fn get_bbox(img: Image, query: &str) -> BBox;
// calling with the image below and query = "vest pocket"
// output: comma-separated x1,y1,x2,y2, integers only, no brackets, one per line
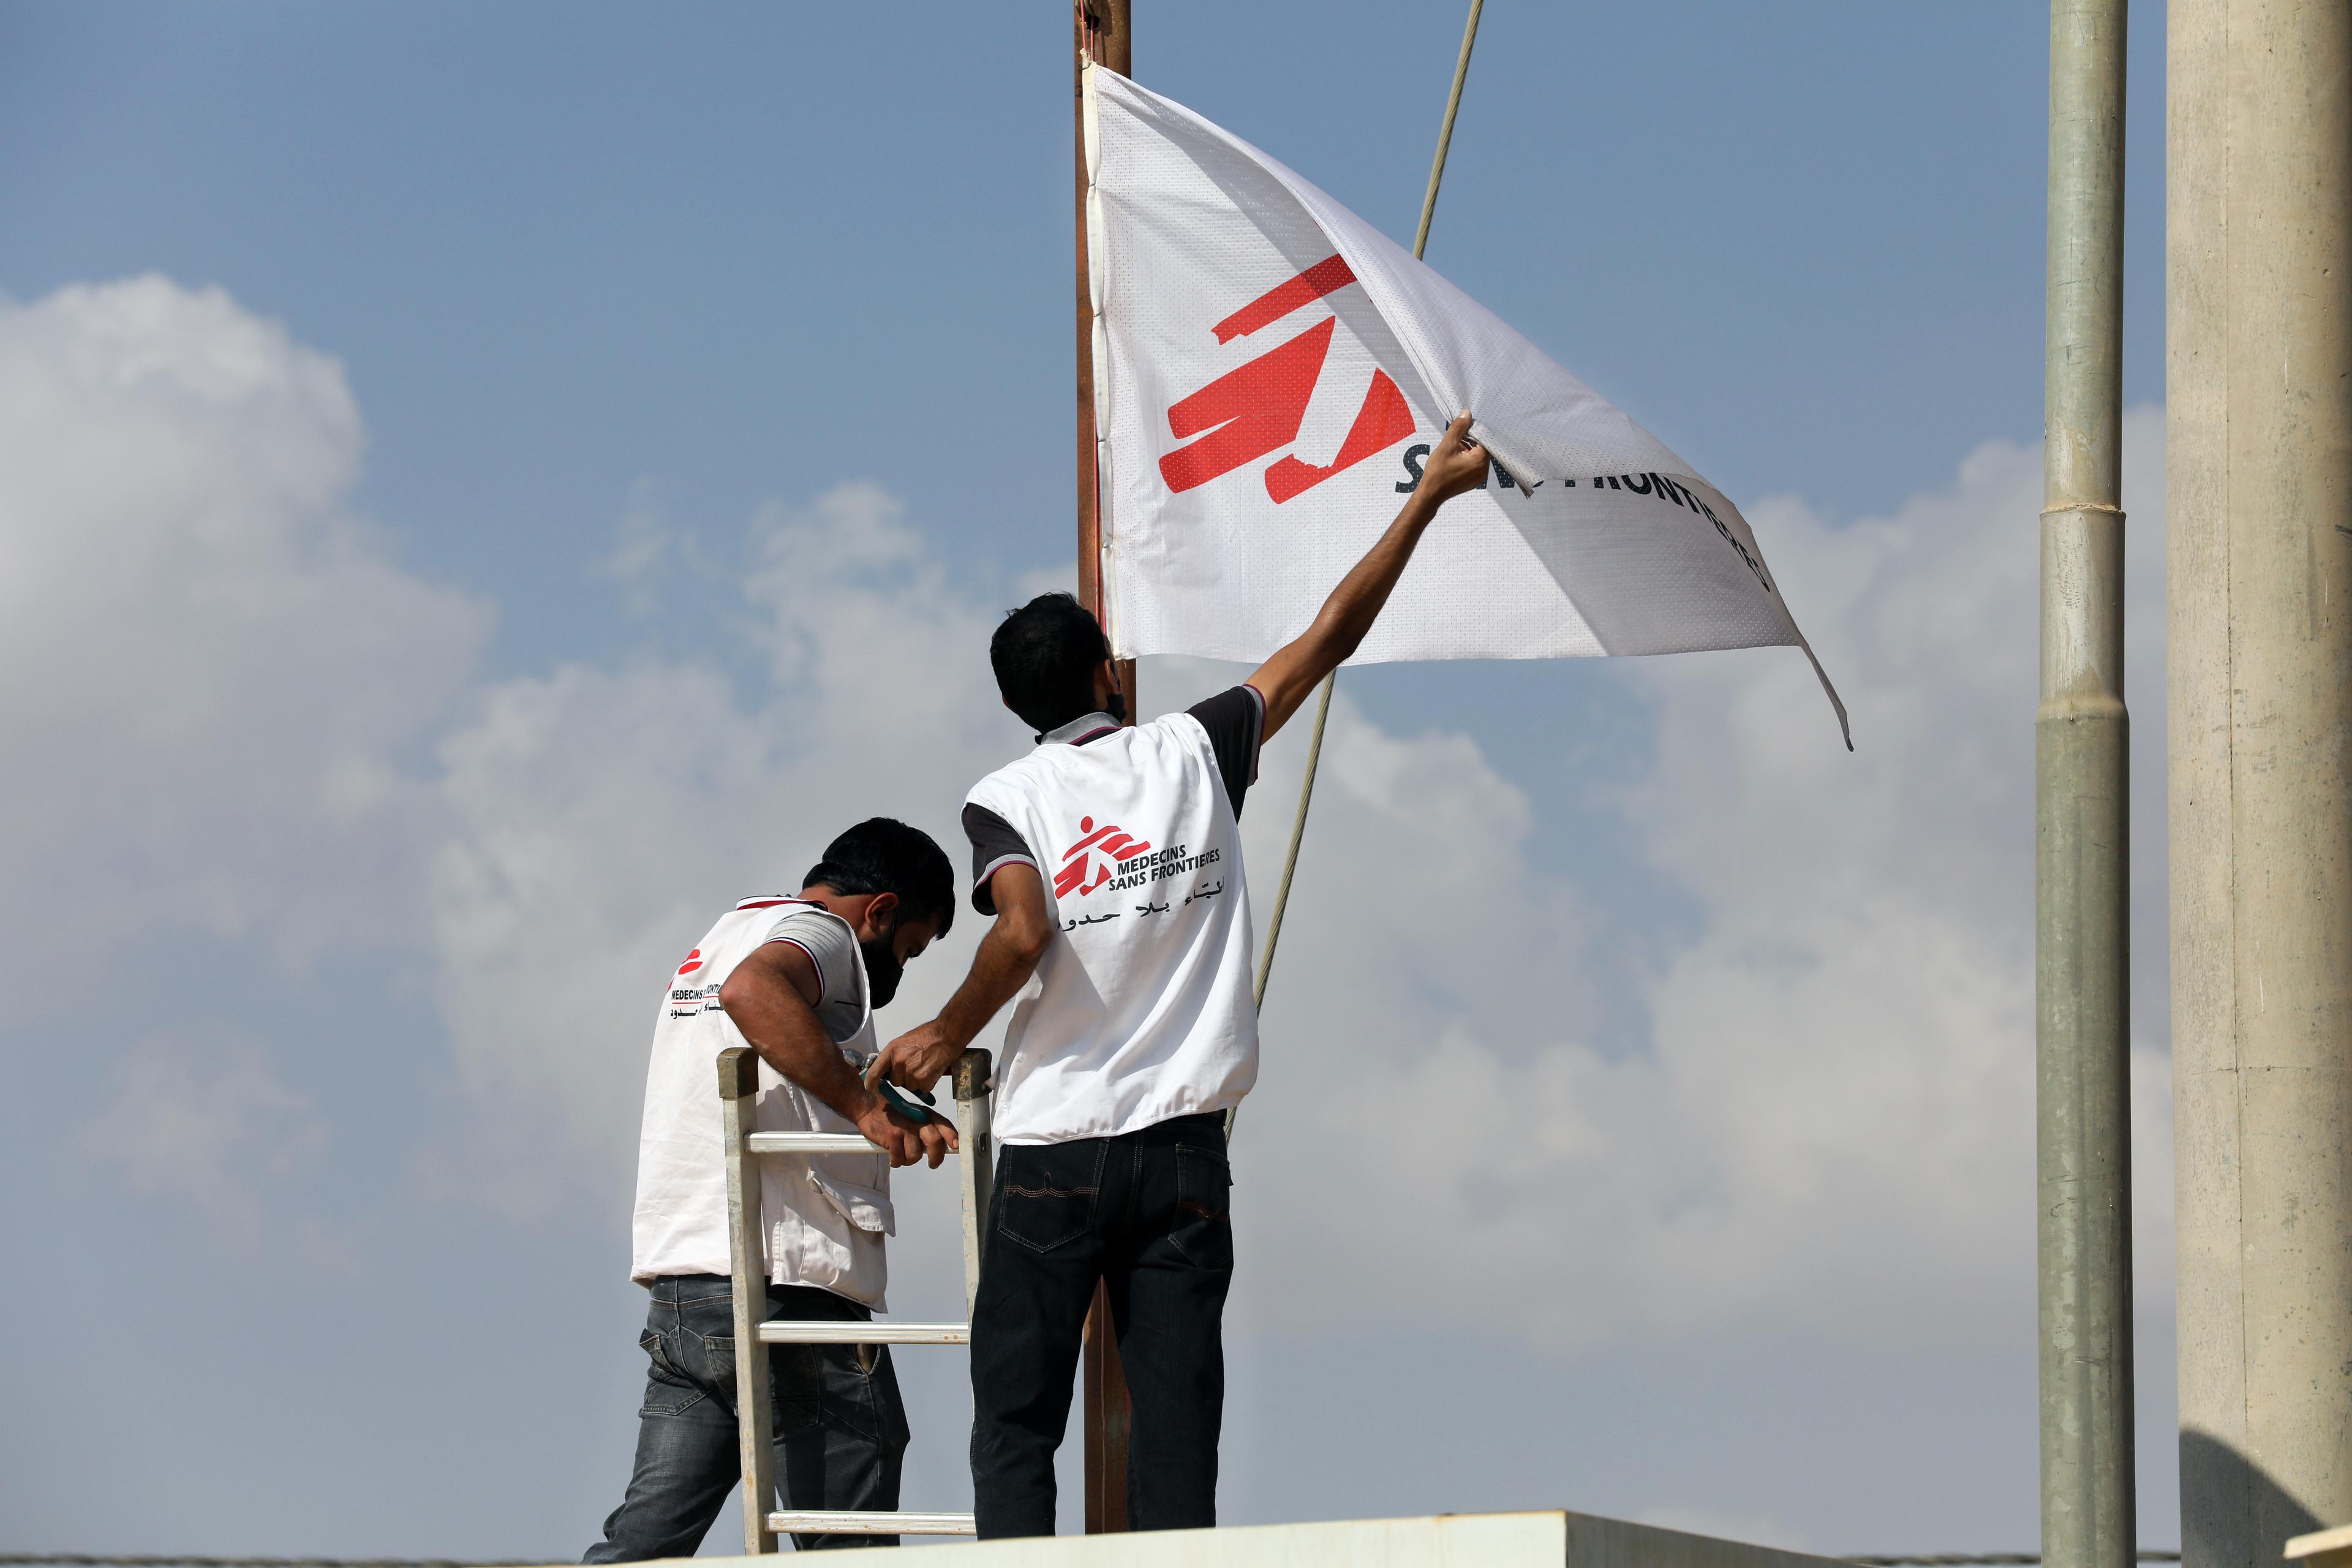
995,1142,1106,1254
806,1166,896,1234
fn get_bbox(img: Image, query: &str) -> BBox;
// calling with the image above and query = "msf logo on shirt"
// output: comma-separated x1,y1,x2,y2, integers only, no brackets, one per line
1157,254,1418,505
669,948,718,1018
1056,816,1155,899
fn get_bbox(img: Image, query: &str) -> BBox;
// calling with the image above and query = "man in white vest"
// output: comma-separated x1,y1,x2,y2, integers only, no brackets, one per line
586,818,959,1559
869,414,1491,1536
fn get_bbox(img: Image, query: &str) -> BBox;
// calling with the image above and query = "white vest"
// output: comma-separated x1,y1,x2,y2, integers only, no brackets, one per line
628,896,894,1307
966,713,1259,1145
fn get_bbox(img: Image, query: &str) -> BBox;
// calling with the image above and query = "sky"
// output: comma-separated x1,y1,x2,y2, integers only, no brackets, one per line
0,1,2174,1559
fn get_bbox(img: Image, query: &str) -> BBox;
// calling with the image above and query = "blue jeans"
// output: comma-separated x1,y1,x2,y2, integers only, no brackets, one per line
584,1275,909,1558
969,1112,1234,1537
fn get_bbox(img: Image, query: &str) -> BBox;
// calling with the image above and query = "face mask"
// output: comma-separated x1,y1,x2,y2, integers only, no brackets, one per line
860,921,905,1009
1105,690,1128,724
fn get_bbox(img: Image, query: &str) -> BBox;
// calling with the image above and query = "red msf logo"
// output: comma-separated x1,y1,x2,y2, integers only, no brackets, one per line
1056,816,1154,898
1158,254,1417,505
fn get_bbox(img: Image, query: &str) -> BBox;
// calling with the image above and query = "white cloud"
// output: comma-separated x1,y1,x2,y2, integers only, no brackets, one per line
1218,409,2173,1351
0,276,491,1003
9,273,2176,1362
592,479,685,619
421,483,1030,1213
76,1036,327,1234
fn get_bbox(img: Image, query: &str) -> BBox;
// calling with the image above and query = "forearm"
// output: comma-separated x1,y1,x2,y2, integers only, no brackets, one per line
932,922,1047,1048
728,994,881,1125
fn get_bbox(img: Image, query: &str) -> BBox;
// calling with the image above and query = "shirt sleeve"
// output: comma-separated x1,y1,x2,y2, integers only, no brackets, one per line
1186,684,1267,815
963,802,1037,916
763,908,860,1012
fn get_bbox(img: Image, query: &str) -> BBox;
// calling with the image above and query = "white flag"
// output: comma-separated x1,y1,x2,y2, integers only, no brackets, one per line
1082,63,1847,745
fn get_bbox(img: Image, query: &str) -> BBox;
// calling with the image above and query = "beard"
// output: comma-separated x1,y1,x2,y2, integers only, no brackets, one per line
860,933,905,1009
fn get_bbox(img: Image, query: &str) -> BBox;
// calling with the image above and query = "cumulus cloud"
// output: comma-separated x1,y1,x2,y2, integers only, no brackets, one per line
1219,408,2172,1350
12,272,2174,1362
423,482,1031,1212
76,1036,328,1235
0,277,490,1006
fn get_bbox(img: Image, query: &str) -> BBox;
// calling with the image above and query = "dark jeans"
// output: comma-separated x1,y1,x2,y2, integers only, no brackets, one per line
969,1112,1234,1538
584,1275,909,1558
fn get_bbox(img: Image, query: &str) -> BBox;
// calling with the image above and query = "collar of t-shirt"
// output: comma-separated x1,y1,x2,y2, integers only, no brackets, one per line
1037,710,1124,746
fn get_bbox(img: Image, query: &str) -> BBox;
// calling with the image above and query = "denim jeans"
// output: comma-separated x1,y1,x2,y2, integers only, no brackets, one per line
584,1275,909,1558
968,1112,1234,1538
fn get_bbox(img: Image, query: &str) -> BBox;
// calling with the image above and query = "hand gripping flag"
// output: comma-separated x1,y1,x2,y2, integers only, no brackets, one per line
1081,63,1849,746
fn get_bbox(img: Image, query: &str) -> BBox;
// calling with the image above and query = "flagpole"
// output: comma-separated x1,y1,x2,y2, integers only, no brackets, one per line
2038,4,2134,1567
1250,0,1484,1016
1073,0,1135,1537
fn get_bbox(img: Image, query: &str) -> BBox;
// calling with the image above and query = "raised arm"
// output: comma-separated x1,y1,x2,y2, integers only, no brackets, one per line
868,862,1055,1096
719,940,956,1168
1247,410,1490,739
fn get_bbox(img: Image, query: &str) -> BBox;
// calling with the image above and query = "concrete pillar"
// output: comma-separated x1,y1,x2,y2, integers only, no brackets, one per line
2039,9,2135,1568
2168,1,2352,1562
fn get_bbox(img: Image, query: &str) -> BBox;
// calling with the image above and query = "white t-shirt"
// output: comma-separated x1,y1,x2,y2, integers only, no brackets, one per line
628,896,894,1307
963,699,1261,1145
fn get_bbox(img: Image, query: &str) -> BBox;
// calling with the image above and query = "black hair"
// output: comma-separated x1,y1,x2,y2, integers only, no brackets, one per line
991,592,1110,734
803,817,956,940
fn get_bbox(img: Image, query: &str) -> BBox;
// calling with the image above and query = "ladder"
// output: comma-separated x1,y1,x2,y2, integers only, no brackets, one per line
717,1043,995,1550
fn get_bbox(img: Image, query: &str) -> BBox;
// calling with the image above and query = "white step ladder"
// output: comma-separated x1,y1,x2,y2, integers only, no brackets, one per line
717,1044,995,1550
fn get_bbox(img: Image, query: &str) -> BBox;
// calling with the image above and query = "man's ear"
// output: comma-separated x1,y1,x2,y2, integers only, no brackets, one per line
858,891,900,941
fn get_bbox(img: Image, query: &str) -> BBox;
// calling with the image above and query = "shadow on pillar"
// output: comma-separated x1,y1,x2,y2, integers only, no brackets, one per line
2182,1430,2324,1568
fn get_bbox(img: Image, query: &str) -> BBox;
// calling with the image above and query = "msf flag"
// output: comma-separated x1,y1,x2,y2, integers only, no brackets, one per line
1081,63,1847,745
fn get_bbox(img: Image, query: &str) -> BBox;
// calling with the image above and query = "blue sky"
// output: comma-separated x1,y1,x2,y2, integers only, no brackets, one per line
0,1,2165,671
0,2,2173,1559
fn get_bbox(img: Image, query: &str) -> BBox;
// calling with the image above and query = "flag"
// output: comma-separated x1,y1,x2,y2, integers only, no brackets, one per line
1081,63,1848,745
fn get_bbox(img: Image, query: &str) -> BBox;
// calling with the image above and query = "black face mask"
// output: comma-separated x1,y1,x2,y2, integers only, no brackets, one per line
1105,690,1128,724
860,925,905,1009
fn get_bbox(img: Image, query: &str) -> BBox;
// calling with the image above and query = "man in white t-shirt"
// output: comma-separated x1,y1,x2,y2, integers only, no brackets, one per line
586,818,959,1559
868,414,1491,1537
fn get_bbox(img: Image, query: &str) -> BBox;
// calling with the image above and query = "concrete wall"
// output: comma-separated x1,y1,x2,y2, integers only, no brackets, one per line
659,1510,1859,1567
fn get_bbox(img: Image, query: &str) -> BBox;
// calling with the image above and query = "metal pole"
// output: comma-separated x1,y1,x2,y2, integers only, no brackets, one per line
1074,0,1136,1535
2037,9,2133,1568
2169,1,2352,1562
1076,1,1136,718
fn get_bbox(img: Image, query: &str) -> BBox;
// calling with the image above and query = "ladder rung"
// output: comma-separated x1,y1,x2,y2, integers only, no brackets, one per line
767,1509,975,1536
746,1131,968,1156
747,1131,886,1154
758,1320,970,1345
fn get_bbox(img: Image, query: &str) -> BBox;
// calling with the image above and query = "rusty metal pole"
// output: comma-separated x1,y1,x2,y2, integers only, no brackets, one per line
1074,0,1134,1536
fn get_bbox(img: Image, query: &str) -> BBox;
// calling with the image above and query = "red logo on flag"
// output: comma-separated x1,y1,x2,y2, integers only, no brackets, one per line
1055,816,1155,899
1158,255,1418,504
